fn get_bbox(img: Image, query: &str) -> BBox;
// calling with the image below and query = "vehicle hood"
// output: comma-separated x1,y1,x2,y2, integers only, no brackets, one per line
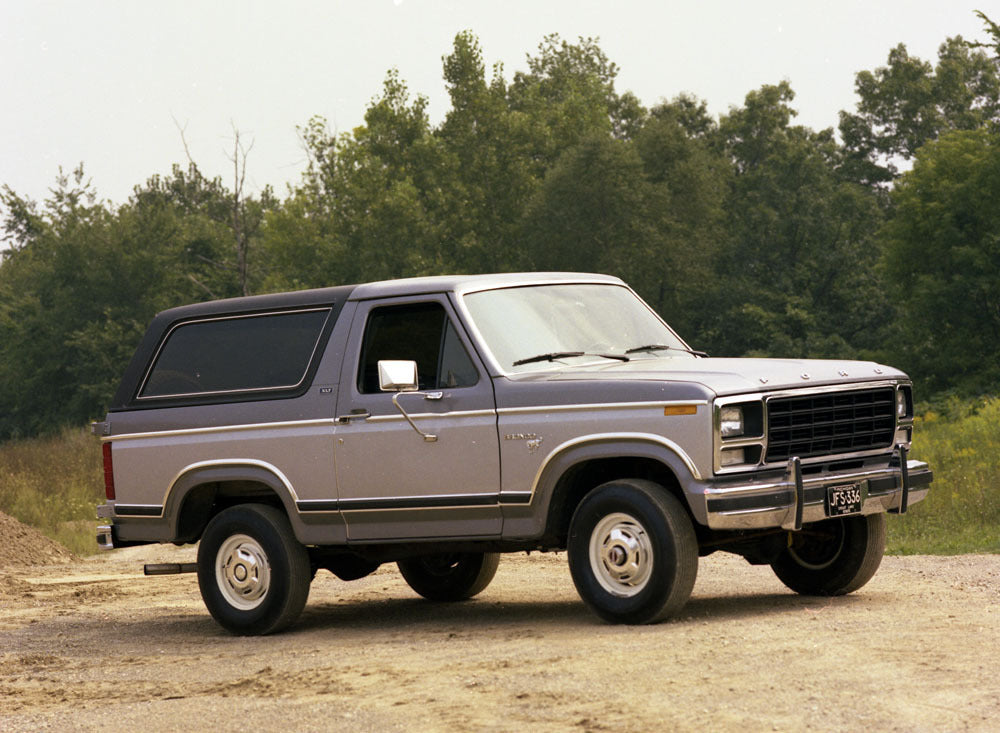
511,356,907,396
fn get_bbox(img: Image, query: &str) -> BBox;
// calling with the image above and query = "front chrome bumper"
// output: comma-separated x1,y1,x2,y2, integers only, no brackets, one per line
703,449,933,530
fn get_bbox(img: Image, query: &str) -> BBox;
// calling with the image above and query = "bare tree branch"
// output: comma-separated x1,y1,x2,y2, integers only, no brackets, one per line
226,123,256,296
172,115,198,169
187,273,219,299
191,252,232,272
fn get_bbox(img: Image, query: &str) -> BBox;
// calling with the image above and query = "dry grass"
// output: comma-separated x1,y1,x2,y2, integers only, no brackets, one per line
0,427,104,556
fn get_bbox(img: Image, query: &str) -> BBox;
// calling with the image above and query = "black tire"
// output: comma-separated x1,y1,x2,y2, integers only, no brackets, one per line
567,479,698,624
771,513,886,596
397,552,500,601
197,503,311,635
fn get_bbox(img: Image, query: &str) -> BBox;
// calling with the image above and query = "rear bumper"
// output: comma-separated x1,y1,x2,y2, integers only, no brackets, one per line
96,505,157,549
702,453,932,530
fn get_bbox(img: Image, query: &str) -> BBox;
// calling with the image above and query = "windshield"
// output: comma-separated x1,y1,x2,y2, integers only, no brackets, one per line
462,283,693,373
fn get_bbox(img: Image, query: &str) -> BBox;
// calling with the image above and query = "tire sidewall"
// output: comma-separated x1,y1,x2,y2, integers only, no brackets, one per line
197,504,308,635
771,513,885,596
568,481,695,624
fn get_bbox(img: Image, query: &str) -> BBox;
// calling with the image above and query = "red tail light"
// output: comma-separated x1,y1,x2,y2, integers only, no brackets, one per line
102,442,116,500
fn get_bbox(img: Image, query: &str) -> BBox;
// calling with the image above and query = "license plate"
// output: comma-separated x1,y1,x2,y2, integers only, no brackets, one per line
826,483,863,516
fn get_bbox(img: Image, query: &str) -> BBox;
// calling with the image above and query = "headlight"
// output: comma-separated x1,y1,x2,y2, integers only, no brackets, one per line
896,387,912,419
720,406,744,438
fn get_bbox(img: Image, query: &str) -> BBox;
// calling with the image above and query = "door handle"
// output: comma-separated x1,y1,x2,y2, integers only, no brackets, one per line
336,409,370,423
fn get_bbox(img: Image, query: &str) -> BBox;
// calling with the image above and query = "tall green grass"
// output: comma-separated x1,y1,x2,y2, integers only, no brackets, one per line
1,401,998,557
0,427,104,556
888,397,1000,554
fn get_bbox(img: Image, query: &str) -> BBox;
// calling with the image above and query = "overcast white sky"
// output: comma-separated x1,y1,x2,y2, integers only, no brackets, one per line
0,1,992,207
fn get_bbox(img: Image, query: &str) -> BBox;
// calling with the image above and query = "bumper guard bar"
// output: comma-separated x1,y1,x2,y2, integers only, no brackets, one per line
784,456,804,532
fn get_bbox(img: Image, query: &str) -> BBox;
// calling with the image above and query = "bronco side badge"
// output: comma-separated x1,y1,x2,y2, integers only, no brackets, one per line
505,433,544,454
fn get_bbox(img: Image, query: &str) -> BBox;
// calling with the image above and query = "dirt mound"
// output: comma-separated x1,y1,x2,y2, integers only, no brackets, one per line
0,511,75,568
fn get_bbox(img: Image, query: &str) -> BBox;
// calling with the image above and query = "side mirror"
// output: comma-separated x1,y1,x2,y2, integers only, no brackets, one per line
378,360,419,392
377,360,437,442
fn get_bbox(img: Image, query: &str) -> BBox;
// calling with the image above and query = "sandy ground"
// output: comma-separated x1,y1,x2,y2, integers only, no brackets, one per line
1,542,998,732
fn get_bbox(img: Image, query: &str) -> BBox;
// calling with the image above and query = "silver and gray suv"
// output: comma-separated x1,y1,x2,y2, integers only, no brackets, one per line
94,272,932,634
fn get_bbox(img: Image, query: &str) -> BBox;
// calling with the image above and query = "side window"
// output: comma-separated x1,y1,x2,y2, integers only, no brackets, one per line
357,302,479,393
140,309,329,399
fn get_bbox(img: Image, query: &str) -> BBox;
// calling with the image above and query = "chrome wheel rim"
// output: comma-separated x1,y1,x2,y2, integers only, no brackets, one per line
589,512,653,597
216,533,271,610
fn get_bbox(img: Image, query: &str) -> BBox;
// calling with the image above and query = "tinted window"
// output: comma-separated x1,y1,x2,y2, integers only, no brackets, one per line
358,303,478,393
141,309,330,398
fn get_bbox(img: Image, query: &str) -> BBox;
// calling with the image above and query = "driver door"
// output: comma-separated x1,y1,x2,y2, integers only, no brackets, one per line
333,296,501,541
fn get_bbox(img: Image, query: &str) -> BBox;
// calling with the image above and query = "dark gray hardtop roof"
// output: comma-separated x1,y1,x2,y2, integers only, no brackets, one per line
147,271,620,320
152,283,358,322
109,273,624,409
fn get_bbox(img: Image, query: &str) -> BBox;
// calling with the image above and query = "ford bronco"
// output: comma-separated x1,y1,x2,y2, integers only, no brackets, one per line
94,272,932,634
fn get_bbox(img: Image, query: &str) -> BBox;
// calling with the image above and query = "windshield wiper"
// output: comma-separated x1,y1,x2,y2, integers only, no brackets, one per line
625,344,709,358
512,351,630,367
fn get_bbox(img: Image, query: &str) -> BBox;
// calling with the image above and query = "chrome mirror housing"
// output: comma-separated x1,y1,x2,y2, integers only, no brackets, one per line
378,360,419,392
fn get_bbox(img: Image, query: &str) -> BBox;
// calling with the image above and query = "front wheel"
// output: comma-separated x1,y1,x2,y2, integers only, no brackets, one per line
770,513,886,596
568,479,698,624
397,552,500,601
197,503,311,635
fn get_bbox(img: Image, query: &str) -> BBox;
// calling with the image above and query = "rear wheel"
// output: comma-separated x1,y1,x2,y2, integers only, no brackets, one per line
568,479,698,624
197,503,311,635
397,552,500,601
770,513,886,596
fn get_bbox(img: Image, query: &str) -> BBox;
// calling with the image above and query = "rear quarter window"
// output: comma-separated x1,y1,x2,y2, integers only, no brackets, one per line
139,309,330,399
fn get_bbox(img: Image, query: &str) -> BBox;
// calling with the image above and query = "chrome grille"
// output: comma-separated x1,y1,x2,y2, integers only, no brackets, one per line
765,388,896,463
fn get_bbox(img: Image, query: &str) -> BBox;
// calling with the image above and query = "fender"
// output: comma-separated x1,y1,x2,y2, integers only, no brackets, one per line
502,433,705,539
162,460,304,541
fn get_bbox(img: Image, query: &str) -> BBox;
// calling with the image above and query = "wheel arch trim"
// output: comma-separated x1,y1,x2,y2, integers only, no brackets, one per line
525,433,704,529
530,433,701,495
163,459,301,536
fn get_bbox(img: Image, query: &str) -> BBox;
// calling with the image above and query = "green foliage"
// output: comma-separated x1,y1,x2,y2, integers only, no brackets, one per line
0,427,104,556
0,163,274,438
525,134,655,274
4,20,1000,441
709,83,891,359
0,167,120,437
880,128,1000,395
968,10,1000,58
888,398,1000,554
437,31,541,271
2,23,1000,558
839,30,1000,183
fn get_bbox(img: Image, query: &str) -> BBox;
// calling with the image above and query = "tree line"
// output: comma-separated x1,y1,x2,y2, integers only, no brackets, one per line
2,14,999,439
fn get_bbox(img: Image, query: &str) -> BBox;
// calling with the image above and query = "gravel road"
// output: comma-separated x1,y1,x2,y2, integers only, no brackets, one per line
1,544,998,732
